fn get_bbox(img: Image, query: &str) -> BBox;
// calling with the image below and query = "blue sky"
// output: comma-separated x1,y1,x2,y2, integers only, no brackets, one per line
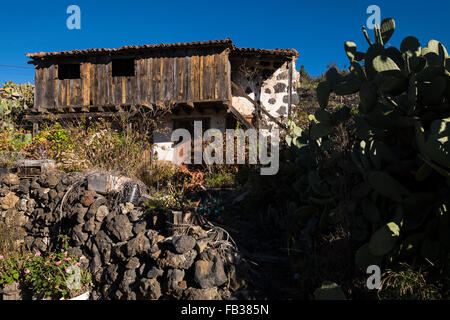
0,0,449,85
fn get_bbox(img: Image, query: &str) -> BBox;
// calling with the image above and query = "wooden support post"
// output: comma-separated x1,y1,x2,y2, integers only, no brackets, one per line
231,81,287,130
127,122,132,138
287,60,293,120
32,123,39,137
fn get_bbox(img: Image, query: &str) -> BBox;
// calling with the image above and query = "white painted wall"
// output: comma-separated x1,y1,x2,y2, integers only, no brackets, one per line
152,109,227,163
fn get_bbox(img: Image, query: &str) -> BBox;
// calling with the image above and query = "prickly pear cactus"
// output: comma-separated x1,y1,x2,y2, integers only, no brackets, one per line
0,81,34,126
316,18,450,273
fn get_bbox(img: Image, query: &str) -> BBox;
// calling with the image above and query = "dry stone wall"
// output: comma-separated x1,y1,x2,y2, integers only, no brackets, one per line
0,170,245,300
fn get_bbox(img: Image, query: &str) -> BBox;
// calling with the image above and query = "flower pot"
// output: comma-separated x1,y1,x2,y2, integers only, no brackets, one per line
1,282,22,300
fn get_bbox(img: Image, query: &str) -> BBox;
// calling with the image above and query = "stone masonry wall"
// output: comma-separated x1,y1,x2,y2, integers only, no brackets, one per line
0,171,246,300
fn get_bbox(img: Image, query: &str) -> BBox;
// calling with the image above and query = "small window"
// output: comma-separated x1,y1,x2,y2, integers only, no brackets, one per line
112,58,135,77
58,64,80,79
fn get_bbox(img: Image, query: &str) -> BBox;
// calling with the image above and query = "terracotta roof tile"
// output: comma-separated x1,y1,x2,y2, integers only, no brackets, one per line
231,46,298,57
26,38,298,60
26,39,233,59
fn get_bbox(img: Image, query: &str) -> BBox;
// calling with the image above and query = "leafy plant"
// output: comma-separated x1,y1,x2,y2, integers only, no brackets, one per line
204,172,235,188
1,235,91,300
0,250,28,286
22,236,91,299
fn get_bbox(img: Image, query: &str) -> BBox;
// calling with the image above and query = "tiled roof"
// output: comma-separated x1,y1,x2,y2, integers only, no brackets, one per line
26,38,298,60
231,46,298,57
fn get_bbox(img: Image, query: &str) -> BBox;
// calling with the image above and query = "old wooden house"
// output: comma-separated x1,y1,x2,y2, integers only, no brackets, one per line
26,38,299,162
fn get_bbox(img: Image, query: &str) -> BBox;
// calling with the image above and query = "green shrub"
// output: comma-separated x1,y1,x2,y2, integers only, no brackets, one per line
204,172,235,188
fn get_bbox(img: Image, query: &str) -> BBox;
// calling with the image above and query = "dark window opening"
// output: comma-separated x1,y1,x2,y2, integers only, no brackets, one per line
173,118,210,137
173,118,211,162
112,59,135,77
58,64,80,79
226,114,238,130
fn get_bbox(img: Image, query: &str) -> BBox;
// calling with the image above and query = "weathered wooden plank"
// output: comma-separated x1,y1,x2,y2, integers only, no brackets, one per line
64,78,69,107
52,65,59,109
58,77,64,107
98,64,104,106
224,51,231,101
178,56,184,101
67,79,72,107
100,63,106,106
106,61,112,105
135,58,141,104
213,54,219,100
183,54,190,102
172,56,177,104
212,54,218,100
166,55,174,102
89,62,95,106
121,77,126,105
198,55,205,100
102,63,108,106
202,54,208,100
175,56,181,101
33,68,39,109
126,75,134,105
72,79,79,106
89,63,94,106
206,54,213,100
170,55,176,102
96,63,101,106
189,54,196,102
154,57,161,102
159,57,164,103
217,52,225,101
74,79,80,107
148,58,154,104
41,67,49,109
91,63,97,106
77,79,83,106
70,79,76,107
208,54,214,100
81,62,90,106
46,67,53,109
161,57,167,102
204,55,212,100
139,58,147,104
39,68,45,110
35,68,43,110
194,54,201,102
114,76,121,106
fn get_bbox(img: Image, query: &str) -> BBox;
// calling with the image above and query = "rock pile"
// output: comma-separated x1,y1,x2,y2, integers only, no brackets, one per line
0,171,246,300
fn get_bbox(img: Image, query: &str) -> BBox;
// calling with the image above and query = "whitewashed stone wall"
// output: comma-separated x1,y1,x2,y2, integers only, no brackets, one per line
231,58,300,130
